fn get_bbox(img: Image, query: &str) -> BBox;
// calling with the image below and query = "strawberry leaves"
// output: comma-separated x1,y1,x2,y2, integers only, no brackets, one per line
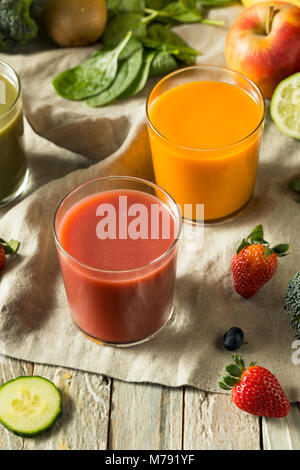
219,355,246,391
0,237,20,255
236,225,289,258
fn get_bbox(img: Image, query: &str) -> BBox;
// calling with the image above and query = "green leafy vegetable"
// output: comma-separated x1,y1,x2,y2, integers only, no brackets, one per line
145,0,173,8
149,50,177,76
103,13,147,47
53,32,132,100
197,0,232,5
107,0,145,16
86,40,143,107
148,1,203,23
53,0,224,106
0,0,38,50
144,24,199,65
120,50,156,98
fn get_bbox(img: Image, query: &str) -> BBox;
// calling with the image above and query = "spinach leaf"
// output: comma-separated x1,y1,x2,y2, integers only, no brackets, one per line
143,24,199,65
145,0,173,8
107,0,145,16
53,32,132,100
86,42,144,107
119,36,144,61
197,0,231,5
120,50,156,98
149,50,178,77
156,2,202,22
103,13,147,47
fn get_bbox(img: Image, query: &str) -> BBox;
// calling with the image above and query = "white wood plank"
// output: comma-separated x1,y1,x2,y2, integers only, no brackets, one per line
263,404,300,450
184,389,260,450
24,365,111,450
0,357,33,450
109,381,183,450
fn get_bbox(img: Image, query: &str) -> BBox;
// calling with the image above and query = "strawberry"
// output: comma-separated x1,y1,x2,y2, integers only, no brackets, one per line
0,237,20,273
0,244,5,271
219,355,290,418
232,225,289,298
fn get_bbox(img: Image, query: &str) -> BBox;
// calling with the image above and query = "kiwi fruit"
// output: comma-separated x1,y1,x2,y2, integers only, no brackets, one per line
42,0,107,47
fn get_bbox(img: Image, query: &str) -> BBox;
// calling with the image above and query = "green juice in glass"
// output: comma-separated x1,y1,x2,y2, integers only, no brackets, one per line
0,62,27,206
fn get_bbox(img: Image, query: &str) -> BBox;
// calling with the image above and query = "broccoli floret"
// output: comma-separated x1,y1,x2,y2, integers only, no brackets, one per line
0,0,38,50
285,271,300,339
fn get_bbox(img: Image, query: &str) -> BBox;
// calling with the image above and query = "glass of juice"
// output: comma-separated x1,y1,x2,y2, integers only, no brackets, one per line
146,65,266,224
0,61,28,206
53,176,181,347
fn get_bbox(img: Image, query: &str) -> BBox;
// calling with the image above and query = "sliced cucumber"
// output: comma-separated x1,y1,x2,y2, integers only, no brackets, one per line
0,376,62,437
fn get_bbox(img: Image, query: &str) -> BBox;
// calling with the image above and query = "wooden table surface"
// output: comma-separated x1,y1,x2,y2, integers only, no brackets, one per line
1,357,300,450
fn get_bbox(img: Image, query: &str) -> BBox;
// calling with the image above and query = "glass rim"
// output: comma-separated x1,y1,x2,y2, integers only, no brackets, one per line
146,64,266,153
0,60,21,120
53,175,182,275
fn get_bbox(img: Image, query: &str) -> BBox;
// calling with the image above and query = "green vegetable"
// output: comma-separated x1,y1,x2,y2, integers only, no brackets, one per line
53,32,132,100
86,39,144,107
145,0,223,25
197,0,232,5
103,13,147,47
0,376,62,437
149,50,177,77
120,49,156,98
0,0,38,50
53,0,223,106
285,271,300,339
107,0,145,15
146,0,172,7
147,1,203,23
143,23,199,65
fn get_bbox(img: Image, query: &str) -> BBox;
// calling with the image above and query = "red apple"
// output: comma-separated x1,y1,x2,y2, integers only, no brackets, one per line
225,2,300,98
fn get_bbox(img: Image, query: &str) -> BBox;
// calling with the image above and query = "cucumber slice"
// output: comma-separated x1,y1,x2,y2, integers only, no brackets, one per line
0,376,62,437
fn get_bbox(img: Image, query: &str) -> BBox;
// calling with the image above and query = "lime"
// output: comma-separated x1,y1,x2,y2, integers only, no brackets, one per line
271,73,300,140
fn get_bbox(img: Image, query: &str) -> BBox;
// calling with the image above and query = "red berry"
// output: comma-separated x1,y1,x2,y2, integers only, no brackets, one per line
232,366,290,418
0,244,6,271
219,356,290,418
232,244,278,298
232,225,289,298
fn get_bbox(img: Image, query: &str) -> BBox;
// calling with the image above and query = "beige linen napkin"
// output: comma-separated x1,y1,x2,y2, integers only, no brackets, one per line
0,5,300,401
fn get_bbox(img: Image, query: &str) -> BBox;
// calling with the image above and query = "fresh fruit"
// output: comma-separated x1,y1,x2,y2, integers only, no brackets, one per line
223,327,244,351
225,2,300,98
0,244,5,271
241,0,300,8
271,73,300,139
0,376,62,437
285,271,300,339
232,224,289,298
219,355,290,418
42,0,107,47
0,237,20,272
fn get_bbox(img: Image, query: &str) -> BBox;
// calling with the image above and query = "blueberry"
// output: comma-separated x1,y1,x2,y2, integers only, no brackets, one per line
223,327,244,351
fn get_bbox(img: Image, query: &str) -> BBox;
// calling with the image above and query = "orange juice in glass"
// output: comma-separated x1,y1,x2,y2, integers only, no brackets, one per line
146,66,265,224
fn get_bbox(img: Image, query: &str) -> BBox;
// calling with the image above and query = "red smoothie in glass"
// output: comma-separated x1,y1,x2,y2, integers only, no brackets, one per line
56,188,179,344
